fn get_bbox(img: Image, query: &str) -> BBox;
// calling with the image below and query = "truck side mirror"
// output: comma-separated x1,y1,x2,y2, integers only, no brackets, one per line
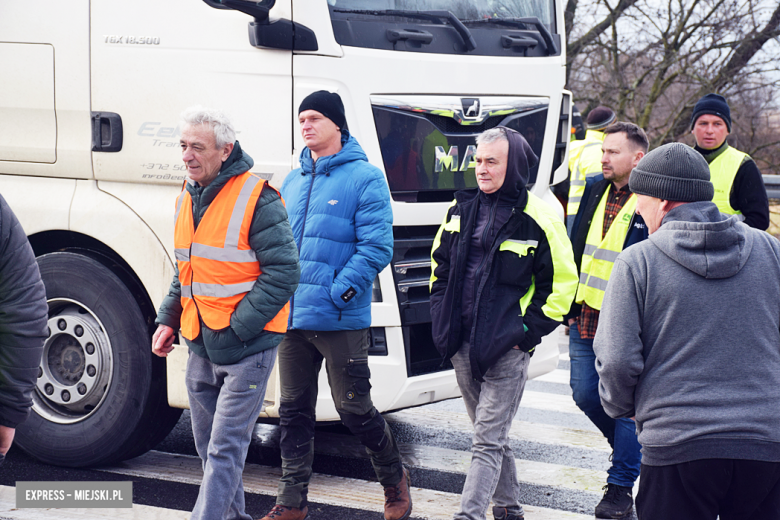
249,19,318,51
203,0,318,52
203,0,273,22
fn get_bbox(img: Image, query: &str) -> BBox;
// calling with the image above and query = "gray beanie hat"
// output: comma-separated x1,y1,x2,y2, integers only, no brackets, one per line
629,143,714,202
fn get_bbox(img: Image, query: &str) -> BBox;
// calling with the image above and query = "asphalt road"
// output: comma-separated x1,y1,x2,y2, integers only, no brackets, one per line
0,330,637,520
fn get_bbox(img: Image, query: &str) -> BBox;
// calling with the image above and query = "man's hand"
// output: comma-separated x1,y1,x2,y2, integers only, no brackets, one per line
152,324,176,357
568,318,577,326
0,425,15,456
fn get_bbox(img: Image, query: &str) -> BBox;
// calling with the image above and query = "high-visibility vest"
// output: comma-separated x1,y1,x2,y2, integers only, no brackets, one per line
567,130,606,216
708,146,748,215
174,172,289,340
575,191,637,311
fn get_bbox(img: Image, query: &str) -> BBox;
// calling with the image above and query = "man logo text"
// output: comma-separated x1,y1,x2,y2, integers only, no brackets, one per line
434,146,477,172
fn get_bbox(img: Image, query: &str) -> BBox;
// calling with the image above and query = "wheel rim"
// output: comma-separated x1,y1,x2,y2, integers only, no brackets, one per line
33,298,114,424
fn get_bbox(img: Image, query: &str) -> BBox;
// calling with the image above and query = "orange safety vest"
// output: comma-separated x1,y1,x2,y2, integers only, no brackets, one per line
174,172,289,340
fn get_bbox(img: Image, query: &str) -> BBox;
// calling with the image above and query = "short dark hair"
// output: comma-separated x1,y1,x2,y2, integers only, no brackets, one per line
603,122,649,153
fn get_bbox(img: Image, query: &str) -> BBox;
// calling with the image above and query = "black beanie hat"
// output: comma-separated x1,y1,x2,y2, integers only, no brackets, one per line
586,106,616,130
298,90,347,130
629,143,714,202
690,93,731,131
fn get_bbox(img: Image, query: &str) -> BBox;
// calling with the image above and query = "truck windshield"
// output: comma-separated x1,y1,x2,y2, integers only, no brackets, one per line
330,0,553,23
328,0,558,56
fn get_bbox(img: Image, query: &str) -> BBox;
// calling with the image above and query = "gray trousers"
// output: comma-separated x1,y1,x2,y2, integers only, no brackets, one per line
451,343,530,520
187,347,278,520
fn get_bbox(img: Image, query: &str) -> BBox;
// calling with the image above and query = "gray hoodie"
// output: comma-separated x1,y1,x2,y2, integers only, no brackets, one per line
594,201,780,466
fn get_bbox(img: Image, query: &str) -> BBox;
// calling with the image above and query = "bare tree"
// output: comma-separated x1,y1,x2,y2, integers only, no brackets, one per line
566,0,780,173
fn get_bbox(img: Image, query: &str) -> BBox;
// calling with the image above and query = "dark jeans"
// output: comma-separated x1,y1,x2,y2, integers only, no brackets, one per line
569,321,641,487
275,328,403,508
637,459,780,520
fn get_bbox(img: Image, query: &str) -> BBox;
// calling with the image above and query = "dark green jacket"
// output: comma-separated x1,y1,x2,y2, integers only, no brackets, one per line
156,142,300,364
0,194,48,428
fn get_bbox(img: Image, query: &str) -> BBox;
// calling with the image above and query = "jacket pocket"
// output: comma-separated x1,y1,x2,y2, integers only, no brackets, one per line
346,358,372,396
497,240,535,288
201,324,243,352
443,214,461,233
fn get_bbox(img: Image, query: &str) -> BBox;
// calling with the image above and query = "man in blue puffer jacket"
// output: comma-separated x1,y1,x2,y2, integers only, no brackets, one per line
261,91,411,520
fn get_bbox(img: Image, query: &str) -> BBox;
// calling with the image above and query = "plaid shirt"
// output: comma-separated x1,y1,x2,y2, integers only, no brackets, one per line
578,184,633,339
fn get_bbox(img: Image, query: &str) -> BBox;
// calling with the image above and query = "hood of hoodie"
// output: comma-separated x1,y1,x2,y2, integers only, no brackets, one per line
649,201,753,279
495,127,538,202
475,127,538,208
298,129,368,175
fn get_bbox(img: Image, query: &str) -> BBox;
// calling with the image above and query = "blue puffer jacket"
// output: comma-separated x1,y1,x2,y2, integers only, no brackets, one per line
281,131,393,331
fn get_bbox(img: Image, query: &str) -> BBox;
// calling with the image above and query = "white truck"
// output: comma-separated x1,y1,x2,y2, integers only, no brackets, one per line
0,0,572,467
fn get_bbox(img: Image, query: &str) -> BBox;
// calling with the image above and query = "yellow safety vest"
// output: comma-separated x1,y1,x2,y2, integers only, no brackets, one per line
567,130,606,216
575,192,637,311
708,146,748,215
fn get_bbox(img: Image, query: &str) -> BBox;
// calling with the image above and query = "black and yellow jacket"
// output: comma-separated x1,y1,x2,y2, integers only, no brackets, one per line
429,131,577,381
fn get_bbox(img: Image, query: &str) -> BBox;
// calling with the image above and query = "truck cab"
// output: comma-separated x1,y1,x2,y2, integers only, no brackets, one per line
0,0,572,466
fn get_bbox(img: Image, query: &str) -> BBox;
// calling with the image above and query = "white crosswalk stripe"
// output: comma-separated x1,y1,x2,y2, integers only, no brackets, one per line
98,450,593,520
307,429,608,493
534,368,571,385
1,330,622,519
386,408,611,453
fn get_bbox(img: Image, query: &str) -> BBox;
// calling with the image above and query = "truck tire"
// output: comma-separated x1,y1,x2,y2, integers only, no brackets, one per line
15,252,182,467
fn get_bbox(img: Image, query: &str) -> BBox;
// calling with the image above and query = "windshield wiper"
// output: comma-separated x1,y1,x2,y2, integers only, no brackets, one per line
333,9,477,52
463,17,557,56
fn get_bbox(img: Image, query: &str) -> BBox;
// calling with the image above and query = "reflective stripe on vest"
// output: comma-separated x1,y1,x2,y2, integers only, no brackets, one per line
174,172,289,340
709,146,747,215
575,192,637,310
567,134,605,215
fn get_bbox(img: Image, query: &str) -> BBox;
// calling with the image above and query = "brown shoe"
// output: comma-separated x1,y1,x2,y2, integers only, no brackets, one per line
383,467,412,520
258,504,308,520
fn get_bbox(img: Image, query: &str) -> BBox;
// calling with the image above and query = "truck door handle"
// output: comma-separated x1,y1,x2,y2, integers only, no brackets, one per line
91,112,123,153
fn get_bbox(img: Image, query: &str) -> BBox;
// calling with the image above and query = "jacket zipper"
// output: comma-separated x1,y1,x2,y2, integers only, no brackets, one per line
469,198,499,343
334,269,343,321
289,171,316,325
468,207,523,375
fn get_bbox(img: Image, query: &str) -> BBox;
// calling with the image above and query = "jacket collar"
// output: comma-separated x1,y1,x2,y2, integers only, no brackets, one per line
455,186,528,211
694,142,729,164
298,130,368,176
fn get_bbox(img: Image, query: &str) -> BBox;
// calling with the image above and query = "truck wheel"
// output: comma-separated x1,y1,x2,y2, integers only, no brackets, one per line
15,252,181,467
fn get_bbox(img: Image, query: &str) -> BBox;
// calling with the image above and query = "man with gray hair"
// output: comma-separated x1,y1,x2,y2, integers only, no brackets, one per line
430,126,577,520
595,142,780,519
152,106,300,520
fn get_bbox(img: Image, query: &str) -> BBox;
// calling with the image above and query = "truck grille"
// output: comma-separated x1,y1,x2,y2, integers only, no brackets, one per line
392,226,451,376
371,95,549,202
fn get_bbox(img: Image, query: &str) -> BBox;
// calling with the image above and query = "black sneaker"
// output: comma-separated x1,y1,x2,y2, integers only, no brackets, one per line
492,506,524,520
595,483,634,518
